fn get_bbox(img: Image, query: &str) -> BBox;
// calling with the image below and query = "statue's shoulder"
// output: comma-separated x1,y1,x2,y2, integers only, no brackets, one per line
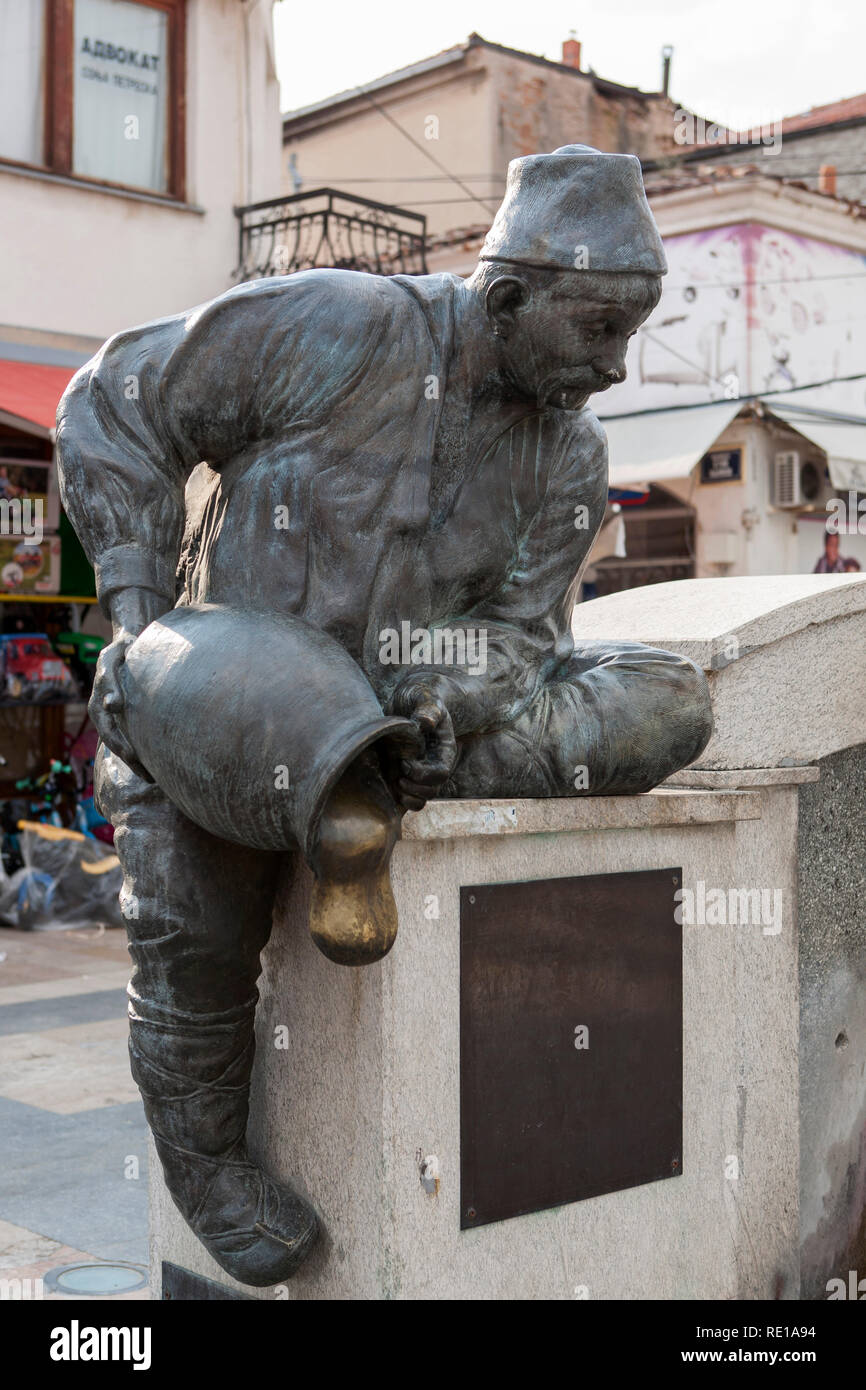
210,268,445,327
177,272,456,385
163,269,431,382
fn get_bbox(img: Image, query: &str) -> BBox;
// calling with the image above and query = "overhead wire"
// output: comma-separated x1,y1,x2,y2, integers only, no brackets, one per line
599,371,866,420
349,81,500,218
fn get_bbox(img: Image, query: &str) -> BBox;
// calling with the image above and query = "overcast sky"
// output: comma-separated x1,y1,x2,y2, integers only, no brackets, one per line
274,0,863,136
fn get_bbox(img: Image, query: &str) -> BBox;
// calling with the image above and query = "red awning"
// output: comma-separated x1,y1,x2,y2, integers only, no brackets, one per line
0,360,78,434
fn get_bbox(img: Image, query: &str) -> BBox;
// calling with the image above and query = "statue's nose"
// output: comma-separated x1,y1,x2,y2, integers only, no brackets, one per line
593,361,626,386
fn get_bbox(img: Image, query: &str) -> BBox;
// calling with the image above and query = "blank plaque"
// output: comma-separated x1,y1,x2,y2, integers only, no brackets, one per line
460,868,682,1229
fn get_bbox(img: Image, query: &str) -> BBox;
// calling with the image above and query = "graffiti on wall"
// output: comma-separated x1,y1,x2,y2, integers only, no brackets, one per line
602,222,866,415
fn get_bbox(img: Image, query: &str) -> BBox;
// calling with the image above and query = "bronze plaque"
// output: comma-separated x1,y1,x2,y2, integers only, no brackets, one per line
460,868,682,1229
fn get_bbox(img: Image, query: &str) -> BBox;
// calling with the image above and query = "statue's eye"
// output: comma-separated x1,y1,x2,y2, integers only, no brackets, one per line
584,320,607,335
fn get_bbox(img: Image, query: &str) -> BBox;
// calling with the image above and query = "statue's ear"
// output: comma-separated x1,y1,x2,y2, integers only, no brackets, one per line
485,276,531,336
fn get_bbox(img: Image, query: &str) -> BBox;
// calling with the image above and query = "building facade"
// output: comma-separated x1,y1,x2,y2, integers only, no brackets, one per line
0,0,282,363
593,175,866,589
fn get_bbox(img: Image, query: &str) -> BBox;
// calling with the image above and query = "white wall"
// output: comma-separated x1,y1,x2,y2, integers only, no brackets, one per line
602,221,866,417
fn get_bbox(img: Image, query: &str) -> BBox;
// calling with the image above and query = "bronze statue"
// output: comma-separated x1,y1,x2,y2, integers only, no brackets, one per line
56,146,712,1286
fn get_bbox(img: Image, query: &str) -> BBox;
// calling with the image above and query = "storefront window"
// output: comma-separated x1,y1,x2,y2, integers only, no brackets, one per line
73,0,169,192
0,0,183,199
0,0,46,165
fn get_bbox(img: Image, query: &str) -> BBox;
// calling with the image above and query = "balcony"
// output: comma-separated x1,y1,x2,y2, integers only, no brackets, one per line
235,188,428,280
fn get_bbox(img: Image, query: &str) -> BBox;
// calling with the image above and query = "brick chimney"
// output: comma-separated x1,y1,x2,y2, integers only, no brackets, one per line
562,35,581,70
818,164,837,196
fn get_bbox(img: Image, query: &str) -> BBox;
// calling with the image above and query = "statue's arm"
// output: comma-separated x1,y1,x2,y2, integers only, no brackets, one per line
55,313,206,772
56,313,198,637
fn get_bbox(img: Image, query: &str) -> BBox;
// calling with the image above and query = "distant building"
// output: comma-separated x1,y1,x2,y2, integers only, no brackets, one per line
410,164,866,592
281,32,704,239
588,172,866,593
647,90,866,206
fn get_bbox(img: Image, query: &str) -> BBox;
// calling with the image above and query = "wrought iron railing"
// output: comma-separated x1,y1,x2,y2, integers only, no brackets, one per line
235,188,428,280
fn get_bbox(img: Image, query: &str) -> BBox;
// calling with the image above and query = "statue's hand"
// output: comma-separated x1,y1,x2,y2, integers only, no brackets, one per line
89,633,153,782
387,677,458,811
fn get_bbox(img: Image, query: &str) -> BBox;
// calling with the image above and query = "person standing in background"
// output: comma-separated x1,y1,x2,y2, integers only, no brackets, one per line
814,531,856,573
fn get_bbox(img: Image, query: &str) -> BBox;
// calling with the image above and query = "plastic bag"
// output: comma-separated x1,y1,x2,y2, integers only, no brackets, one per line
0,820,124,931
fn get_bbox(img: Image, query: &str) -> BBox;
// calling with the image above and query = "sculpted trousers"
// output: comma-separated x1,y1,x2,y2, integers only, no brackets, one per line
96,637,710,1281
100,634,710,1015
446,640,710,797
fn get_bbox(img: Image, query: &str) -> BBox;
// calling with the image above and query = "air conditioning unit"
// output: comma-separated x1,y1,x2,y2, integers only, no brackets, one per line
772,451,828,509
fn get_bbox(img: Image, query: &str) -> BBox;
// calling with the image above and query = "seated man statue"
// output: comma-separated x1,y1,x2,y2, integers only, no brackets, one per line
56,146,712,1286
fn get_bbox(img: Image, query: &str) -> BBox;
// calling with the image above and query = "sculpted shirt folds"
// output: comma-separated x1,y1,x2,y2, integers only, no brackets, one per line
56,268,609,737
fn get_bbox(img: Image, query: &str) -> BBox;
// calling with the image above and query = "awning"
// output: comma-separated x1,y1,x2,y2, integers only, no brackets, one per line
0,360,78,436
761,389,866,491
598,400,743,487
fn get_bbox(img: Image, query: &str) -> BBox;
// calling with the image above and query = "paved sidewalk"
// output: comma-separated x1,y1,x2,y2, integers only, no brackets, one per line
0,924,150,1301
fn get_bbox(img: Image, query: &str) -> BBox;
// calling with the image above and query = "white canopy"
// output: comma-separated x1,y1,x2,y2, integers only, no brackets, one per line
599,401,743,487
761,390,866,491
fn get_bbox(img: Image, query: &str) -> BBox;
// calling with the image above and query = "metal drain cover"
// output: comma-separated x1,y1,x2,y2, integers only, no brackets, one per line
44,1263,147,1296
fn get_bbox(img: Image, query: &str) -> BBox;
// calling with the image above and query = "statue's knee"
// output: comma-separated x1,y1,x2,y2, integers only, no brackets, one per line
672,655,713,762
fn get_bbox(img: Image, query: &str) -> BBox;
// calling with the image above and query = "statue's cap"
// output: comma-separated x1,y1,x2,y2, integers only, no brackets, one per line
480,144,668,275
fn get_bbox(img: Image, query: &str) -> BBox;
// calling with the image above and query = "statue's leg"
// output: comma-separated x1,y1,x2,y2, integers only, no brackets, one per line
444,639,712,797
94,746,319,1288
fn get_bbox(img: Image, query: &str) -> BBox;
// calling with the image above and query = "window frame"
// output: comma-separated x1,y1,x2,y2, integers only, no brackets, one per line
2,0,187,201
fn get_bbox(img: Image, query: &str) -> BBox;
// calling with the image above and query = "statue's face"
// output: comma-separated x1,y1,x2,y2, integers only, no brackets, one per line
487,270,661,410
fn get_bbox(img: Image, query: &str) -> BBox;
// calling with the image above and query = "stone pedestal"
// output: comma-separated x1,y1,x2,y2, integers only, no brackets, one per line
150,574,866,1300
152,786,802,1300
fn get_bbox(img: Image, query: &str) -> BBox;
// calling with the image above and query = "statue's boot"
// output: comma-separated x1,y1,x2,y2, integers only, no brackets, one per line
129,1001,318,1287
308,749,402,966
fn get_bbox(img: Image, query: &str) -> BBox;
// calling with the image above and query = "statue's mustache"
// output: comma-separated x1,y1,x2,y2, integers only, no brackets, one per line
535,367,612,407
